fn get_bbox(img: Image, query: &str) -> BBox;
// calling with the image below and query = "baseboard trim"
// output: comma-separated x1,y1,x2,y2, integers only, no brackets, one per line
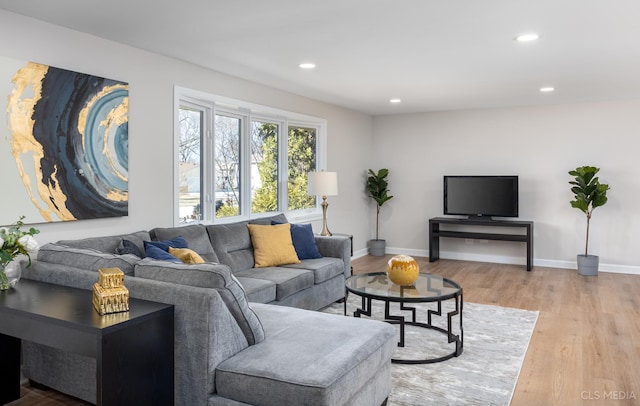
368,246,640,276
352,248,369,260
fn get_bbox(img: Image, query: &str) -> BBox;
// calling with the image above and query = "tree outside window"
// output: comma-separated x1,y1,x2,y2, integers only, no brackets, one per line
287,126,316,211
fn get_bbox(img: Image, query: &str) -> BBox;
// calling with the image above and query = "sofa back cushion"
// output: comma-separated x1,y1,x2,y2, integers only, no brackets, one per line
206,214,289,273
248,213,288,225
37,243,140,276
150,225,219,263
134,259,265,345
206,221,255,272
57,231,150,255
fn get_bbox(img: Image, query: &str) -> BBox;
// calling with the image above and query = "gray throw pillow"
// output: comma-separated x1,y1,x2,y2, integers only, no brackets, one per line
116,239,144,258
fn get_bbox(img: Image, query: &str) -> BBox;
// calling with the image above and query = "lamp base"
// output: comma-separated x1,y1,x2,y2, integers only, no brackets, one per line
320,197,332,236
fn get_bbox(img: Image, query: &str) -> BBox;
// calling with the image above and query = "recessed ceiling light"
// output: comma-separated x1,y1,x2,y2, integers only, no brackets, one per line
515,33,539,42
298,63,316,69
540,87,555,93
389,98,402,103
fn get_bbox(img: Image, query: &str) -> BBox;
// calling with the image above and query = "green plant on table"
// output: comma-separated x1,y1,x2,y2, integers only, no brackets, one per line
0,216,40,287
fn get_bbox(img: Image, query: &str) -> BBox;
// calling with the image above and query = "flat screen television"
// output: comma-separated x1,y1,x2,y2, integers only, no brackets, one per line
443,176,519,219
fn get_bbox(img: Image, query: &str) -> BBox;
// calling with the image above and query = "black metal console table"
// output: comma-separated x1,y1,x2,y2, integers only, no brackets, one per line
0,279,174,405
429,217,534,271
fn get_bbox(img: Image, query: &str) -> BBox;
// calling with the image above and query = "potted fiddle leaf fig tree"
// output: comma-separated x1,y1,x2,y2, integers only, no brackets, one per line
367,168,394,256
568,165,610,276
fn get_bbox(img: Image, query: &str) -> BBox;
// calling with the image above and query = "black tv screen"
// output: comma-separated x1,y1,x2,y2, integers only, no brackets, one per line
444,176,519,218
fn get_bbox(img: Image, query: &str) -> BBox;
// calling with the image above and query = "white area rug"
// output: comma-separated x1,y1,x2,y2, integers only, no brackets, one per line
323,298,538,406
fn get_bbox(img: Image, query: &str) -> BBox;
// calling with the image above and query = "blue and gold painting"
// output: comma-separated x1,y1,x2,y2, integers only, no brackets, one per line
1,58,128,223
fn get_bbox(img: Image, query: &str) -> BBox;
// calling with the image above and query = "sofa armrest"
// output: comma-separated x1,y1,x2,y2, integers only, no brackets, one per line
314,235,351,278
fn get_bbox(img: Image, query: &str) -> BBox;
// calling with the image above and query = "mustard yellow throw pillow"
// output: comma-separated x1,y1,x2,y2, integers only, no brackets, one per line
168,247,205,264
247,223,300,268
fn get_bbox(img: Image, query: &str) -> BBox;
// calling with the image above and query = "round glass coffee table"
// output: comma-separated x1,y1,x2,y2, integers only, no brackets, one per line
345,272,463,364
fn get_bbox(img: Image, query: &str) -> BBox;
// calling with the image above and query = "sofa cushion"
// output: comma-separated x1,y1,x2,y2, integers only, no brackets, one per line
235,267,314,301
37,243,140,276
283,257,344,284
134,259,265,345
169,247,205,264
207,221,255,272
58,231,150,255
215,303,396,406
247,223,300,268
236,277,277,304
150,224,219,263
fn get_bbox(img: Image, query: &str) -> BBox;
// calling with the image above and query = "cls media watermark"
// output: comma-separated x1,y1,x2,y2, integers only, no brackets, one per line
581,391,637,401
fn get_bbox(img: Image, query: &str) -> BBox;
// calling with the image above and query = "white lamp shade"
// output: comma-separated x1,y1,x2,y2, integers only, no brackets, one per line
308,171,338,196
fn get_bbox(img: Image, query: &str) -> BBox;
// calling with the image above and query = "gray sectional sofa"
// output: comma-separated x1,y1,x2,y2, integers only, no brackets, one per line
20,214,397,405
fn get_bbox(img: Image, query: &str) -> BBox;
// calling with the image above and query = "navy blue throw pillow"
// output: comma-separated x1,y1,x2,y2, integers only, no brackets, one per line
272,221,322,260
145,244,182,263
144,236,188,252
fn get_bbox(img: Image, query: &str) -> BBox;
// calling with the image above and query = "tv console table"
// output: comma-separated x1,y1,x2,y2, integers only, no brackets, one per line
429,217,534,271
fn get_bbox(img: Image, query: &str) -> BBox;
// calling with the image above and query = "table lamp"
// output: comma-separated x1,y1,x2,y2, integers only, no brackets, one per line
308,171,338,236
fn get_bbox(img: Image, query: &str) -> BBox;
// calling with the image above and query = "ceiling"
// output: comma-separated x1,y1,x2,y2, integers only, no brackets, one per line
1,0,640,115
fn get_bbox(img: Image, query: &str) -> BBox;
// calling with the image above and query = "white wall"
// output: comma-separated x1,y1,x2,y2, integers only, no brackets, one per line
372,100,640,273
4,10,638,272
0,10,374,252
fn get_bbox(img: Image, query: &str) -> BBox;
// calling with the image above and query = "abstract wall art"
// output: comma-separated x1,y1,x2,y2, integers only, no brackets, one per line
1,58,129,224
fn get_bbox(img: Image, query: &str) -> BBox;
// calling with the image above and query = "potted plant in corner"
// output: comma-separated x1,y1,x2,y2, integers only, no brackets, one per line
367,168,394,256
568,165,610,276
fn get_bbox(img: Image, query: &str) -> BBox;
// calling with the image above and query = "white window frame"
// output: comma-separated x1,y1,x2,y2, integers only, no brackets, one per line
174,86,327,225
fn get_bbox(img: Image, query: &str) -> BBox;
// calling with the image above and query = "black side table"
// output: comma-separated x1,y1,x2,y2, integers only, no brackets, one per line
0,279,174,406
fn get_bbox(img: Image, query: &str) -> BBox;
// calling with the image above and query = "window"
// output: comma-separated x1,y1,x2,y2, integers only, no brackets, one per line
178,103,205,222
287,125,316,211
251,120,279,214
175,88,326,225
214,113,241,218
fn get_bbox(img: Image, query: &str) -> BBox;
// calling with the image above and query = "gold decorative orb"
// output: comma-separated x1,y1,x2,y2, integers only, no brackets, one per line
386,255,420,286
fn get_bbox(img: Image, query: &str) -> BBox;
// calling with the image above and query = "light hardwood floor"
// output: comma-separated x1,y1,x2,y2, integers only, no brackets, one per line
11,256,640,405
354,255,640,406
